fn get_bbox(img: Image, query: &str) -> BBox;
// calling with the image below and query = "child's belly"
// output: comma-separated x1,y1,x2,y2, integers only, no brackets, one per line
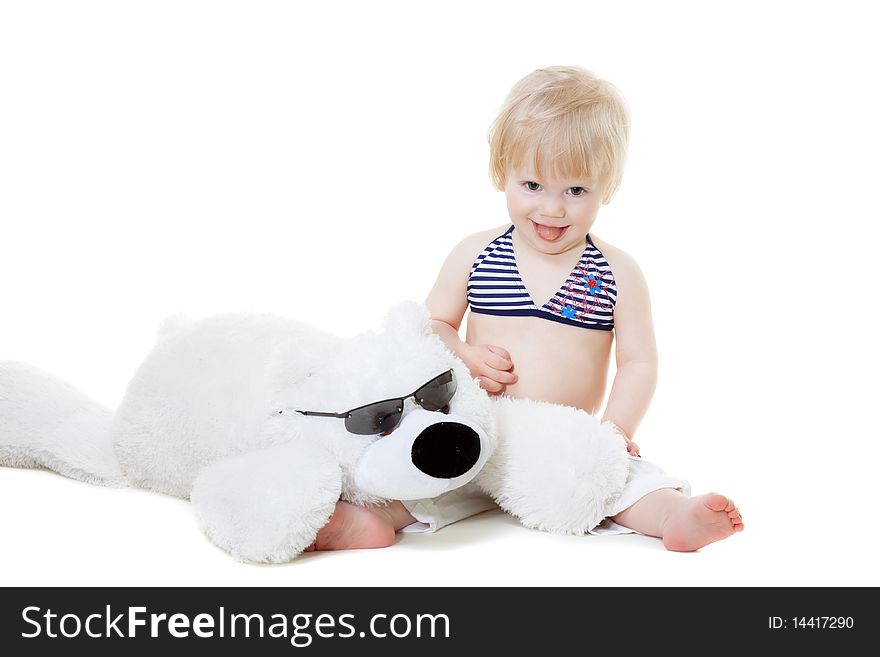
465,312,613,414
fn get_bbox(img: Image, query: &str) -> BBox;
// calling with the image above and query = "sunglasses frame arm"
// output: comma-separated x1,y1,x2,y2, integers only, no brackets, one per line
293,410,349,418
278,369,455,419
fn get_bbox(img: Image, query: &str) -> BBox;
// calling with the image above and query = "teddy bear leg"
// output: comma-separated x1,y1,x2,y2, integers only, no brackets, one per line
0,360,126,486
190,440,342,563
474,396,631,534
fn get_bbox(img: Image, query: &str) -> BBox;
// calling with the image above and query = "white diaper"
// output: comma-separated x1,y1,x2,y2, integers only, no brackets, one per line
588,455,691,535
400,481,497,533
400,456,689,535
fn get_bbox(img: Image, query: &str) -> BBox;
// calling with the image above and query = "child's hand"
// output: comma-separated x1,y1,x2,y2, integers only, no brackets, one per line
608,421,640,457
462,344,517,395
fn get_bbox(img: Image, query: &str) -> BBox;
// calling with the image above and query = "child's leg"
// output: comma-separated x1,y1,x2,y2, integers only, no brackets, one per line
611,488,744,551
306,500,416,552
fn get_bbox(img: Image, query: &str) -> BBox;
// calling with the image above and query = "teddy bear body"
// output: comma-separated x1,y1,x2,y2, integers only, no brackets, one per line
112,312,339,499
0,302,629,562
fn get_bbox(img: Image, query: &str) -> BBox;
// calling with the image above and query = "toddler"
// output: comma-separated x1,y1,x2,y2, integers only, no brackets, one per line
307,66,743,553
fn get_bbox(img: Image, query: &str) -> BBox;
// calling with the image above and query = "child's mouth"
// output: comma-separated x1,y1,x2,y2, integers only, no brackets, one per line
530,220,569,242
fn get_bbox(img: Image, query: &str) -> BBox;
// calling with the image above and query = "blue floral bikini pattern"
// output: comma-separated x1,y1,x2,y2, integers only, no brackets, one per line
548,258,615,322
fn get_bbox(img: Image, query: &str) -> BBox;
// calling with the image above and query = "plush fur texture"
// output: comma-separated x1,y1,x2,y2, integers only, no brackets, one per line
0,302,496,562
0,301,629,562
0,361,125,486
476,397,630,534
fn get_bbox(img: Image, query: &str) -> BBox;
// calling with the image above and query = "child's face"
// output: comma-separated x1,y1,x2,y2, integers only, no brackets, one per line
504,166,605,256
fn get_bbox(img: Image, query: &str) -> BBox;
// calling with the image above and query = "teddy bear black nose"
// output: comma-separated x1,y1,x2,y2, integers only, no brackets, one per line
410,422,481,479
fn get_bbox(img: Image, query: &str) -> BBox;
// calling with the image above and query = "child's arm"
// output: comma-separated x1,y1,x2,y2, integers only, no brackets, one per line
600,250,658,446
425,233,518,393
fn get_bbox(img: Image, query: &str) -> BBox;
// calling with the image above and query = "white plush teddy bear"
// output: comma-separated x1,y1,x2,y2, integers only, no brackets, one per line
0,302,629,562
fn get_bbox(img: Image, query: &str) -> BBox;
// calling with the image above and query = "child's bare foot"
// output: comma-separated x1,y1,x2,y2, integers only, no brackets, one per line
661,493,744,552
304,501,396,552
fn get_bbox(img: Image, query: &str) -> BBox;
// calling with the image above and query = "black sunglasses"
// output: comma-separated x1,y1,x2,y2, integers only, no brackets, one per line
280,369,457,435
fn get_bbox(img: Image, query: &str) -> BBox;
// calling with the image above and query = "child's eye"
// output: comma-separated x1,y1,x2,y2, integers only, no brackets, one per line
524,181,541,191
568,187,588,197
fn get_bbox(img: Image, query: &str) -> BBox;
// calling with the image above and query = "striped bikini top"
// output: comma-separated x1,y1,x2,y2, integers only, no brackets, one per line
467,225,617,330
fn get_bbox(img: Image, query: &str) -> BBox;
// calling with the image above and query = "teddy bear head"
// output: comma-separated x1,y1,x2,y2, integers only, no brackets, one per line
270,301,496,506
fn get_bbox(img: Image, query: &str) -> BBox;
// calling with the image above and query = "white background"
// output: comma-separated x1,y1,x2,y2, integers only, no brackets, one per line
1,0,877,586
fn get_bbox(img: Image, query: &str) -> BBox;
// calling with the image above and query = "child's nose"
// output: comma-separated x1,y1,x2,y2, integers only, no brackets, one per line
539,199,565,218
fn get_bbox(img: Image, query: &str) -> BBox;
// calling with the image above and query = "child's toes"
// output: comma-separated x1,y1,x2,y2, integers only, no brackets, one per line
703,493,731,513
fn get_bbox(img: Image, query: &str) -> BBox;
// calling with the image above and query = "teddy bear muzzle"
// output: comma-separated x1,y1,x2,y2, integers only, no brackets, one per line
352,408,490,501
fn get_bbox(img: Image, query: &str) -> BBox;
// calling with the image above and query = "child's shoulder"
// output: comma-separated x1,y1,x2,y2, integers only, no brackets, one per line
449,224,511,260
461,223,511,248
588,235,647,288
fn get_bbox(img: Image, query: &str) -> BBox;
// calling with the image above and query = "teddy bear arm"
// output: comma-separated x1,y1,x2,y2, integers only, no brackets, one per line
476,396,631,534
190,441,342,563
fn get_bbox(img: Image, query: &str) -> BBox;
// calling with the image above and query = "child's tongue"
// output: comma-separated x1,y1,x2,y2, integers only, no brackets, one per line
533,222,566,241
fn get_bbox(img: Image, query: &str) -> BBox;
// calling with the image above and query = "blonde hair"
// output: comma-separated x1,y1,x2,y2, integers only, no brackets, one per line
488,66,631,204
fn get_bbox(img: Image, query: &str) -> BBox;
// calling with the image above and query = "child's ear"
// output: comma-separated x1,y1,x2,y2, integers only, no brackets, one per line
382,301,433,339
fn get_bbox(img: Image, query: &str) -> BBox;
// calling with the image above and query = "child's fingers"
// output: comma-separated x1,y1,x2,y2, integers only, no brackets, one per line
485,352,514,371
483,366,517,384
476,376,505,393
485,345,512,363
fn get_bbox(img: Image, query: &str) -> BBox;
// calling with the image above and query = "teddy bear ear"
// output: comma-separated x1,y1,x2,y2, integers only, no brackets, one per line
156,313,193,342
382,300,433,338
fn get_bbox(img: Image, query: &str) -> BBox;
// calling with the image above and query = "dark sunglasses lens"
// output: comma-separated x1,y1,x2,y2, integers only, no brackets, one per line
415,370,456,411
345,399,404,435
